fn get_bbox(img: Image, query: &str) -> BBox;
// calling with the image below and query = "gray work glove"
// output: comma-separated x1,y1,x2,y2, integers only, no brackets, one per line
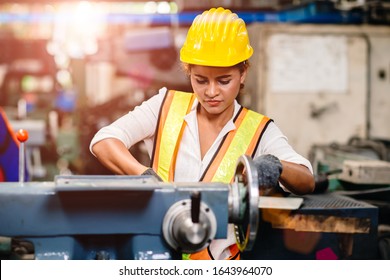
141,168,163,182
253,154,283,189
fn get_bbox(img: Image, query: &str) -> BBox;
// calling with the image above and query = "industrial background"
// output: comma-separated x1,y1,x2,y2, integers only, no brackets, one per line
0,0,390,260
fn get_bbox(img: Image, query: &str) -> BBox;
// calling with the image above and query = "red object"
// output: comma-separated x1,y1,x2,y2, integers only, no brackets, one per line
0,167,4,182
316,247,338,260
16,129,29,143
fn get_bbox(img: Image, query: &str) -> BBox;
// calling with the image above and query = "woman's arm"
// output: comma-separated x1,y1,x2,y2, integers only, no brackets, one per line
89,88,167,175
254,154,315,195
92,138,148,175
256,122,315,195
279,161,315,195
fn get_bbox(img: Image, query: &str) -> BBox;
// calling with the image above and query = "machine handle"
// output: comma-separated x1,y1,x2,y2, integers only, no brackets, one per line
16,129,28,184
191,191,201,223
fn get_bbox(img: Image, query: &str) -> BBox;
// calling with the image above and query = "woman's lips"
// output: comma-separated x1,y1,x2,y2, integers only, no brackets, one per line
206,100,221,107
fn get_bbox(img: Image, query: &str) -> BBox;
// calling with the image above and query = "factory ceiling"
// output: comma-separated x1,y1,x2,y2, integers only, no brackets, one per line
0,0,389,24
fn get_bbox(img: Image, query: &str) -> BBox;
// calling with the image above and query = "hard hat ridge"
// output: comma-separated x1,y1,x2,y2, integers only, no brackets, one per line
180,7,253,67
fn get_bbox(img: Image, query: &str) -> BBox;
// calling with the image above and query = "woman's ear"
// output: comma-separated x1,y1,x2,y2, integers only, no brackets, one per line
240,68,248,84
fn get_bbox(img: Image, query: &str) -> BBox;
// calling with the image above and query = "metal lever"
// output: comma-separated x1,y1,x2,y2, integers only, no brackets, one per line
16,129,28,184
191,191,201,223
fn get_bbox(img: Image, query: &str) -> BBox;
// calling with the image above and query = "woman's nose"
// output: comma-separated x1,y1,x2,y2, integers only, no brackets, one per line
206,82,219,98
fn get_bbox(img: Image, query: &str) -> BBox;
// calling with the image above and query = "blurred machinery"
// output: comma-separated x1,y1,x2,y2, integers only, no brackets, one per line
309,137,390,259
0,37,64,180
0,38,57,110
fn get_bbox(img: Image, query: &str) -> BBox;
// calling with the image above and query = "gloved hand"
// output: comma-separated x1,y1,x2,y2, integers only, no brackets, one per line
141,168,163,182
253,154,283,189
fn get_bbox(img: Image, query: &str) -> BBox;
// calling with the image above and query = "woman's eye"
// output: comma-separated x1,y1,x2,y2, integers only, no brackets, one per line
219,80,230,85
196,79,207,84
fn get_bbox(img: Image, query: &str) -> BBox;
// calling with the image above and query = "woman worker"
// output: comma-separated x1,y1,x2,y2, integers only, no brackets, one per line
90,7,315,260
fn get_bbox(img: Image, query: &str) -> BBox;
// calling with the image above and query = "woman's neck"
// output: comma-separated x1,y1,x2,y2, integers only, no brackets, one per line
196,103,235,130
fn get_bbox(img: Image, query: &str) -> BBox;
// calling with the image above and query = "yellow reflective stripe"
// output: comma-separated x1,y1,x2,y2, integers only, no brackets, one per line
211,110,266,183
157,91,193,181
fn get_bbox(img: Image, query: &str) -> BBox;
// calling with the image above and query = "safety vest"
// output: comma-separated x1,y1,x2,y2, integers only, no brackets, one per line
151,90,271,259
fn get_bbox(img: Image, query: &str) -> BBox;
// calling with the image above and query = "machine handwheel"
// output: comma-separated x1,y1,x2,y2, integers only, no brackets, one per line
233,155,259,252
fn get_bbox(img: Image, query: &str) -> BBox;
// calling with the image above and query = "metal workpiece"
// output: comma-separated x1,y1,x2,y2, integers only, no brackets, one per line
161,154,261,255
162,197,217,253
162,155,260,254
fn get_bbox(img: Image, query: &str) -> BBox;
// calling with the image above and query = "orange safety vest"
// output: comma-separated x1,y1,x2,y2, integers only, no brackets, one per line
151,90,271,259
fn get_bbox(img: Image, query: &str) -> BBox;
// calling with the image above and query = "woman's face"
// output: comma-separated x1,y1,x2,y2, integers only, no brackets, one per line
190,65,247,117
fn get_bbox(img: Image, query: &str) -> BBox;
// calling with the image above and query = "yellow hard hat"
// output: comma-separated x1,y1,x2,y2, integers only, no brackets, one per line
180,7,253,67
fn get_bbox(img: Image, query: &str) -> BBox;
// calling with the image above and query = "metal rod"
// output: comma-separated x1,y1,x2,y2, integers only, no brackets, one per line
19,142,25,184
16,129,28,185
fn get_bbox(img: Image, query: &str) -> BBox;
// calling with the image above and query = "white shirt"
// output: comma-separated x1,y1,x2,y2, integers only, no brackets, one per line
90,87,313,190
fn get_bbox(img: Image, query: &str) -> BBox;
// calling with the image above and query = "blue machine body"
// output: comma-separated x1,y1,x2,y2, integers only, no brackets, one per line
0,175,229,260
0,174,381,260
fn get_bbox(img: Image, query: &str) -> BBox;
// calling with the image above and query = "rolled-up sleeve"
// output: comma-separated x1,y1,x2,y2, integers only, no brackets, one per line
255,122,313,192
89,88,167,156
256,122,313,173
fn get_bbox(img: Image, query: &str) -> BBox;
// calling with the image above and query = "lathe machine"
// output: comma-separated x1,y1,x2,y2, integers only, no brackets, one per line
0,155,261,260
